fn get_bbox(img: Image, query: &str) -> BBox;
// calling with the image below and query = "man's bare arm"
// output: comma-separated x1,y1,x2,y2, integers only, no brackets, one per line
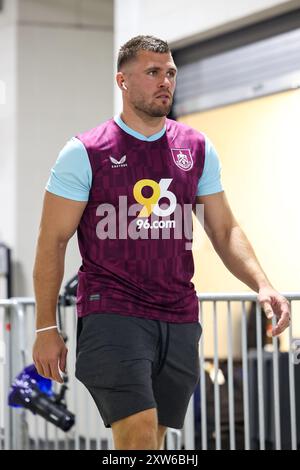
32,191,87,382
194,191,290,335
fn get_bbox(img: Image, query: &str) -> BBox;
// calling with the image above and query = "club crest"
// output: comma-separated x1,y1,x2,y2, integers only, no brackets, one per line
171,149,193,171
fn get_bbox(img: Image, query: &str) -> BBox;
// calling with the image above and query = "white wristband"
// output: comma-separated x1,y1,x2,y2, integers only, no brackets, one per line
36,325,58,333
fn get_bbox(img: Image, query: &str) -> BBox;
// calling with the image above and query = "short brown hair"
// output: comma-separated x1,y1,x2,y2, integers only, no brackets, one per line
117,35,171,71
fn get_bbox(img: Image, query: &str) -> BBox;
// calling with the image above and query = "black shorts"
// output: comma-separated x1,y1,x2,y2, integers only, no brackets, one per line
75,313,202,430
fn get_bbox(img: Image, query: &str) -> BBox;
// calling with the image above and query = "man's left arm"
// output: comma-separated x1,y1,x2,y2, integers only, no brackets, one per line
195,191,290,336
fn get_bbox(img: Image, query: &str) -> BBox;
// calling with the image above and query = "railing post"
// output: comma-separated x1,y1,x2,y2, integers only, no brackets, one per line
3,306,12,449
9,302,29,450
183,395,195,450
166,428,182,450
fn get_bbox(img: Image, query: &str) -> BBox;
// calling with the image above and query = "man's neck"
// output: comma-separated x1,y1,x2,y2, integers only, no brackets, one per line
120,109,166,138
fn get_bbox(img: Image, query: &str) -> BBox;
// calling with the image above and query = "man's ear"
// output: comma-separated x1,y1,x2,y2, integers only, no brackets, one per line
116,71,127,91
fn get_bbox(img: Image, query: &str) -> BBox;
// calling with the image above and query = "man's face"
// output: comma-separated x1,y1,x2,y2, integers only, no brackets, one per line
123,50,177,118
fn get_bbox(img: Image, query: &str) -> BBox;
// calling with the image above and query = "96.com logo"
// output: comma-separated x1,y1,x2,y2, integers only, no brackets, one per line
133,178,177,217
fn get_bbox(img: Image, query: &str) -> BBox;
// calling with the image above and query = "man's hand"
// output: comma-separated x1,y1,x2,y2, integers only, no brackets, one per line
258,287,291,336
32,330,68,383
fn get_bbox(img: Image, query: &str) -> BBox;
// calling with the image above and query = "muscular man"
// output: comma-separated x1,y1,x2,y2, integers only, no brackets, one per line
32,35,290,450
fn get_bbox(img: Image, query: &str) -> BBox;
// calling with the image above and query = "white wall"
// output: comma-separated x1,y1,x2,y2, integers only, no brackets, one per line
0,0,17,421
0,0,17,247
114,0,300,112
3,0,114,296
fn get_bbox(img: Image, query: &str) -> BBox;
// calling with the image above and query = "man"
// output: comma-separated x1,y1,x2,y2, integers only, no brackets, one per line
32,35,290,450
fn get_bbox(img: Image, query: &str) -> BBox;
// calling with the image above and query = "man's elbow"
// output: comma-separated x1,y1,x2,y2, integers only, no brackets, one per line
207,223,238,247
36,228,71,251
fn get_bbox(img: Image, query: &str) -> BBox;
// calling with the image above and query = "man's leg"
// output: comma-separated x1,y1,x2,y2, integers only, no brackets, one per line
157,424,167,450
111,408,158,450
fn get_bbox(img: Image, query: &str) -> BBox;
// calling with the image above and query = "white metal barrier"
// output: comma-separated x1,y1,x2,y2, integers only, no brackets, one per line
1,293,300,450
183,292,300,450
0,297,184,450
0,298,115,450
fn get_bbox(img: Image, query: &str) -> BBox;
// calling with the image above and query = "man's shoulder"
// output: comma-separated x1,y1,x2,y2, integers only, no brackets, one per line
76,118,116,148
166,118,206,142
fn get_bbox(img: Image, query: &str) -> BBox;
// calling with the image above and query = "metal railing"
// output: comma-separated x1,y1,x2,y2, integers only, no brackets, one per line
1,293,300,450
0,298,114,450
0,297,184,450
183,292,300,450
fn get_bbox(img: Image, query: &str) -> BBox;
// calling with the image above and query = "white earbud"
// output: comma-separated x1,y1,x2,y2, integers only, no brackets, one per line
122,83,127,90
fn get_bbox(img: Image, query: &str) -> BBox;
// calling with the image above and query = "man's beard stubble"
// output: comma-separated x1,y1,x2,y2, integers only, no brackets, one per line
133,96,173,118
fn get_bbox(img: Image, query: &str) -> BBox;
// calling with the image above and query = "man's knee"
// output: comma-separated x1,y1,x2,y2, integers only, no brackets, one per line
111,408,158,450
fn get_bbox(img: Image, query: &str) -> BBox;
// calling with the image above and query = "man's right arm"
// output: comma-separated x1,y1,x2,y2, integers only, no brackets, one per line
32,191,87,383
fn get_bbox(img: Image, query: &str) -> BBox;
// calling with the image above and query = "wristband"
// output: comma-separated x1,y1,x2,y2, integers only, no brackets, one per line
36,325,58,333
